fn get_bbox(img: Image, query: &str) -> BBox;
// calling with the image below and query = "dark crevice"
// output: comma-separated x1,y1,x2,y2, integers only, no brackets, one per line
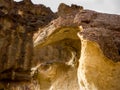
118,50,120,55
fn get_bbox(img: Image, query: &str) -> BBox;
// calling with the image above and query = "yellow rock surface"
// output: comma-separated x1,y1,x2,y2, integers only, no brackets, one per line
78,35,120,90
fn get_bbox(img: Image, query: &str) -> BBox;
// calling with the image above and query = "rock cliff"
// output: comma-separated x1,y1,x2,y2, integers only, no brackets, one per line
0,0,54,89
0,0,120,90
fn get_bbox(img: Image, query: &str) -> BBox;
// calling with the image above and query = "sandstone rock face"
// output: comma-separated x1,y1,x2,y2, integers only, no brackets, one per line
77,38,120,90
36,61,79,90
0,0,54,89
77,27,120,90
76,10,120,90
33,4,120,90
33,27,81,90
0,1,120,90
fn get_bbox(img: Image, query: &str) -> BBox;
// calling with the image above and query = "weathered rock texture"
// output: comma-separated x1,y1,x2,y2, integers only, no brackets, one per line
0,0,54,89
34,34,81,90
0,0,120,90
33,3,120,90
77,13,120,90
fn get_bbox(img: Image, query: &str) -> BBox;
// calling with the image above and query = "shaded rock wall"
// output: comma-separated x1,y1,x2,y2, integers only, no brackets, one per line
33,27,81,89
0,0,54,89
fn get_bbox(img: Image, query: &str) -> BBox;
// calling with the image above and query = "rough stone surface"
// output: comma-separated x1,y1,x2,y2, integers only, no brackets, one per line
0,0,54,89
0,1,120,90
33,3,120,90
35,61,79,90
78,33,120,90
33,26,81,90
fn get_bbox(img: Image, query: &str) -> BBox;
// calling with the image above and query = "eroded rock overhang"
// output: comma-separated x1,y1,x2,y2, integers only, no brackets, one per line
0,0,120,89
33,4,120,90
34,3,120,63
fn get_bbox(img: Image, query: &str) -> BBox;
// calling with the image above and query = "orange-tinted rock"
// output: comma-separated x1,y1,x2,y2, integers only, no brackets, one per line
0,1,120,90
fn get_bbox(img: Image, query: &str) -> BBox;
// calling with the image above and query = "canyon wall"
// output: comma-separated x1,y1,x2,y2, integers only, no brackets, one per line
0,0,120,90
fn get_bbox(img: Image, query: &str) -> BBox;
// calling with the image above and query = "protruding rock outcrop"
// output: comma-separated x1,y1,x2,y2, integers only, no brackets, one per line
34,3,120,90
78,31,120,90
0,0,120,90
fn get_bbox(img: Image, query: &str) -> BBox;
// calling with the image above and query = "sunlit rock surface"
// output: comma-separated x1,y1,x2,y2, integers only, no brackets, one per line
0,0,120,90
77,24,120,90
33,3,120,90
77,38,120,90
